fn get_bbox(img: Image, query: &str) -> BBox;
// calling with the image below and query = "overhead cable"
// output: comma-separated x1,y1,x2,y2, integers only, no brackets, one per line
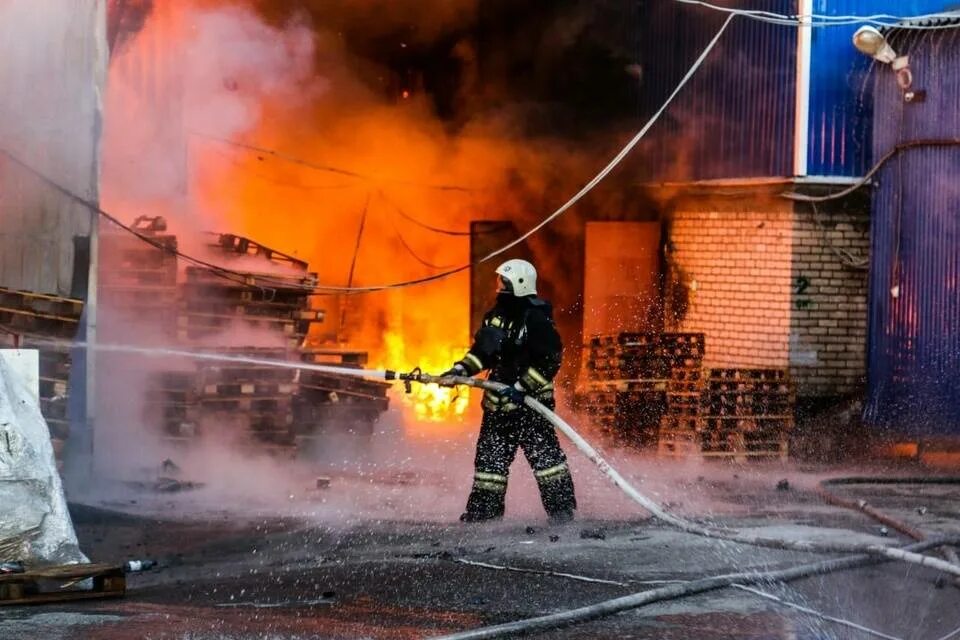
781,138,960,203
673,0,960,29
2,14,735,296
191,131,479,192
304,13,737,292
0,147,282,294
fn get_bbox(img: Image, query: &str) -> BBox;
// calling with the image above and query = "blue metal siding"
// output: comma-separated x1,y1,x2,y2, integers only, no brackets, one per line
806,0,958,177
637,0,797,182
865,26,960,435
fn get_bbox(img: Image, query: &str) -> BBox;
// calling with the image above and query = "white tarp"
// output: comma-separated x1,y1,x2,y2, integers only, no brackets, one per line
0,351,86,564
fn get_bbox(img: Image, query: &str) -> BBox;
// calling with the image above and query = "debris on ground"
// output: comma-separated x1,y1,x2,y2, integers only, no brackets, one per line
161,459,181,474
153,477,204,493
580,528,606,540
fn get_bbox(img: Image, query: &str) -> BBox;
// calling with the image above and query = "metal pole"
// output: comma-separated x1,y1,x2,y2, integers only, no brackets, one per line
793,0,813,177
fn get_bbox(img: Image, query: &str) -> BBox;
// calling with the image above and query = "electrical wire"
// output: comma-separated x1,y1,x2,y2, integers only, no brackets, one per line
392,219,458,270
0,147,285,295
204,12,736,293
809,202,869,271
301,13,737,293
191,130,479,192
1,14,734,296
672,1,960,29
377,190,508,237
781,139,960,204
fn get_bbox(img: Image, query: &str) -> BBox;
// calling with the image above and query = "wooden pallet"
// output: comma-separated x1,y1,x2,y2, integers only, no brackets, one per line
0,287,84,318
657,430,702,458
658,429,789,462
182,300,324,322
0,305,80,337
184,265,318,290
300,348,369,368
585,379,669,393
208,233,310,271
0,563,125,605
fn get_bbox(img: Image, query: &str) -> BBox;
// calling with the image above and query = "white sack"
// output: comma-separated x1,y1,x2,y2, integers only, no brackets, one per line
0,354,86,564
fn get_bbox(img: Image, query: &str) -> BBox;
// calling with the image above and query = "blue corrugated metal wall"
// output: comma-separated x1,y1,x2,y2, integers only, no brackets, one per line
807,0,958,177
864,26,960,436
637,0,797,182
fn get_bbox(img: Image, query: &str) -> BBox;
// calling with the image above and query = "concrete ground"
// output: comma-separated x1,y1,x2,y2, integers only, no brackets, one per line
2,443,960,640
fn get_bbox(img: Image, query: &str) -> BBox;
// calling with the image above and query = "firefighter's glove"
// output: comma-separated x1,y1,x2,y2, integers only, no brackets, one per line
499,382,527,406
440,363,467,379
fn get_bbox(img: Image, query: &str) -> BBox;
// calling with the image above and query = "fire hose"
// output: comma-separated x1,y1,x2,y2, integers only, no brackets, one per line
386,370,960,573
384,372,960,639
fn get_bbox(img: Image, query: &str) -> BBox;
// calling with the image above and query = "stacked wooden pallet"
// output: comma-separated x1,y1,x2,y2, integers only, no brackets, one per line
179,267,321,349
658,367,793,461
145,347,299,452
99,216,179,336
144,370,199,442
294,349,391,446
701,368,793,461
581,333,671,446
198,347,300,452
37,347,73,466
0,287,83,467
0,286,82,340
659,333,706,433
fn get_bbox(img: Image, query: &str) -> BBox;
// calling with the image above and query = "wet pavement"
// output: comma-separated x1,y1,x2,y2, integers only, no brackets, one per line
2,461,959,639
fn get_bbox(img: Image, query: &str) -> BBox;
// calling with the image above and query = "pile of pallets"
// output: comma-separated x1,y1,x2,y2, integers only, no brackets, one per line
0,287,83,468
179,267,322,349
658,367,793,461
145,347,300,453
659,333,706,433
294,349,391,446
580,333,707,446
700,368,793,460
37,346,72,466
197,347,299,450
0,287,82,340
144,370,199,442
99,217,179,336
580,379,667,447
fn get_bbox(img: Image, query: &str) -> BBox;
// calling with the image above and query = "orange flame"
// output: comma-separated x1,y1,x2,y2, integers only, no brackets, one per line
377,330,473,435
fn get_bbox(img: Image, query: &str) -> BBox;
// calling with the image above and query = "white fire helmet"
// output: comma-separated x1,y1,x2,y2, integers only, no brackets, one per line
495,259,537,297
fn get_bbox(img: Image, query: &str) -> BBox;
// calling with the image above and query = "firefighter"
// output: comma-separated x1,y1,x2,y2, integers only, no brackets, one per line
441,258,577,523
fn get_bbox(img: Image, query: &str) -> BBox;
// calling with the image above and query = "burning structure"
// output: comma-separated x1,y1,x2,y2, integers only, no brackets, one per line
2,0,960,478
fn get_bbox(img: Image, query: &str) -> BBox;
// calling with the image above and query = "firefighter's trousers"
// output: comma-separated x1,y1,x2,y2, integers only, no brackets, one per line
463,402,577,520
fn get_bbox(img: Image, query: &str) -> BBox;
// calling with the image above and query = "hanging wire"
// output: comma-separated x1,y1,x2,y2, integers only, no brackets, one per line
672,1,960,29
191,131,479,192
0,14,736,296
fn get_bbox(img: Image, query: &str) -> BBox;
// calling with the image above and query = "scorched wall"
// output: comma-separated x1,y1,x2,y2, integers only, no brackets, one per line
662,187,870,398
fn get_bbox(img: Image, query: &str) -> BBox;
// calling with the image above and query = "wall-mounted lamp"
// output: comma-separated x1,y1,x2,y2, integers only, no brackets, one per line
853,26,921,99
853,26,898,63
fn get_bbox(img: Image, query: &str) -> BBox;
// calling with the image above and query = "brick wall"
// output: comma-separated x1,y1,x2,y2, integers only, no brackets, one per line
788,206,870,397
662,193,870,398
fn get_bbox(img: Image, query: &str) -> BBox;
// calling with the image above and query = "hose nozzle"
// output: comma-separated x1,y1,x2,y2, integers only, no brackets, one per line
384,367,423,393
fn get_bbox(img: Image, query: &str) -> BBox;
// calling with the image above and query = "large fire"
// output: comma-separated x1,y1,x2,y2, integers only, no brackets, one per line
100,1,553,433
378,331,472,429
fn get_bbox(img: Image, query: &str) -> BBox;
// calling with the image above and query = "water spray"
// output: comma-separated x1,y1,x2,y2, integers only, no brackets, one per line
47,340,960,571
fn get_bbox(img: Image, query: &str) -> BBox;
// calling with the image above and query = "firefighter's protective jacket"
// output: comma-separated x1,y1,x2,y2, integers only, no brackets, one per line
454,293,562,411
